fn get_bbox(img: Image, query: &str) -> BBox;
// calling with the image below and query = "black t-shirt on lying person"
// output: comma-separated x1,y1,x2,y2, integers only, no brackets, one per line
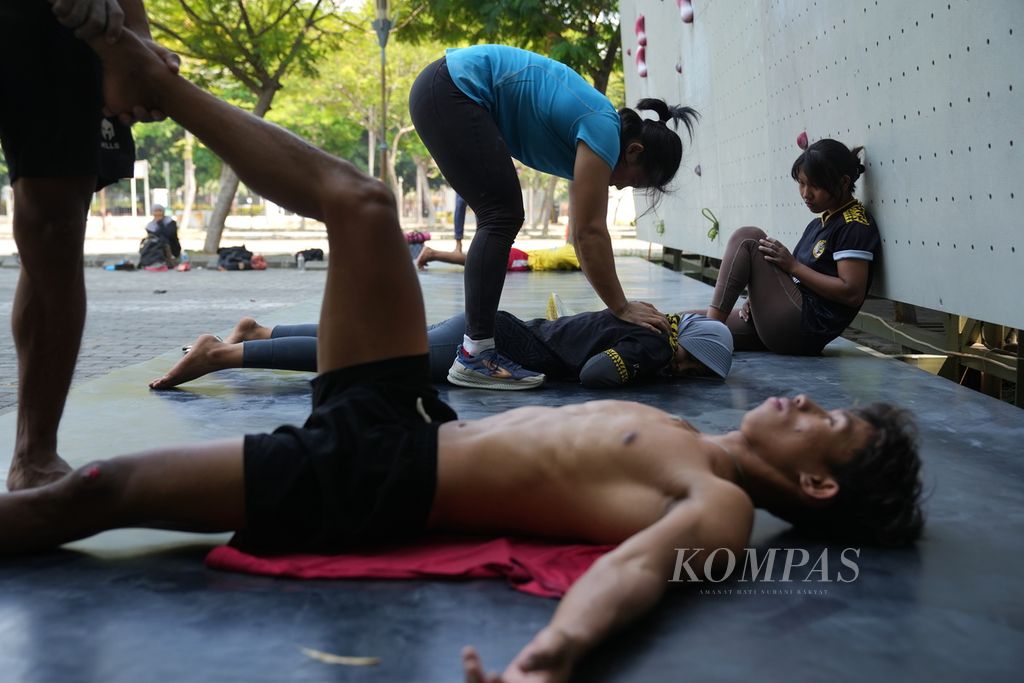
494,309,674,386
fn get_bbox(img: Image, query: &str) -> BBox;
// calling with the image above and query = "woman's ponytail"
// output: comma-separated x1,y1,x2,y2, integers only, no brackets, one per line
618,98,700,199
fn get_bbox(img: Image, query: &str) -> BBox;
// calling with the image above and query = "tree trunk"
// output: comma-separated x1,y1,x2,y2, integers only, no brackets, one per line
537,176,557,236
565,180,576,244
98,188,108,233
203,86,277,253
414,158,436,226
386,125,414,202
180,130,196,231
367,119,376,179
589,31,620,95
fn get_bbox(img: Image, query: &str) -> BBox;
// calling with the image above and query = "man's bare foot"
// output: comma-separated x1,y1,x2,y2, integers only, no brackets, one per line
225,317,272,344
6,455,72,492
88,28,171,123
149,334,237,389
416,246,435,270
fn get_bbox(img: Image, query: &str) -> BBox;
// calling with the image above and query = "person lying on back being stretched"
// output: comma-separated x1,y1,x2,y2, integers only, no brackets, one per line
148,307,734,391
0,31,924,683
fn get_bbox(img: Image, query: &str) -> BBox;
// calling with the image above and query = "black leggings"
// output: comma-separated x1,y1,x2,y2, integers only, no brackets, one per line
409,57,524,341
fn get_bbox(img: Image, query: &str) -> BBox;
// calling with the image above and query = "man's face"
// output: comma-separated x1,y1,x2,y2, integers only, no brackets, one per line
668,345,713,377
741,394,874,472
153,208,165,220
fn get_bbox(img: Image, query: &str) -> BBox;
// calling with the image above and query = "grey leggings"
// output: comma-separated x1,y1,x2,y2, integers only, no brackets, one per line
709,226,807,354
241,316,467,382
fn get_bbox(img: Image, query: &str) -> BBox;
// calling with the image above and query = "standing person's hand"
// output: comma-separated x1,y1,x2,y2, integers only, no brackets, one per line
758,236,796,274
49,0,124,42
613,301,670,334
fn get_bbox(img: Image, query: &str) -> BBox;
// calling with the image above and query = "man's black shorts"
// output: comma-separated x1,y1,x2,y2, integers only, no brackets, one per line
0,1,133,186
236,354,458,554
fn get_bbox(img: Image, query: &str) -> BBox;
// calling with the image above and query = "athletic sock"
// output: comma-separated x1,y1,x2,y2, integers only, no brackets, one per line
463,336,496,356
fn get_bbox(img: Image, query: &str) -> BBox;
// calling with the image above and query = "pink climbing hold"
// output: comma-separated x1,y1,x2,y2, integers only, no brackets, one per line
636,46,648,78
797,131,809,150
694,164,702,176
626,47,632,57
635,14,647,46
678,0,694,23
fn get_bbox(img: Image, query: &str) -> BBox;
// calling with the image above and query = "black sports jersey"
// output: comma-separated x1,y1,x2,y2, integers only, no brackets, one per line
494,309,674,385
791,199,880,349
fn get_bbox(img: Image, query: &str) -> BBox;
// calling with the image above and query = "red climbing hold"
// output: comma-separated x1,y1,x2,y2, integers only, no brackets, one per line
678,0,694,23
797,131,809,150
635,14,647,46
636,46,648,78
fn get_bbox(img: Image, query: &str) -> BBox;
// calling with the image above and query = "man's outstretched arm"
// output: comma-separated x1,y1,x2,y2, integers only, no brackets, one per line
465,480,753,682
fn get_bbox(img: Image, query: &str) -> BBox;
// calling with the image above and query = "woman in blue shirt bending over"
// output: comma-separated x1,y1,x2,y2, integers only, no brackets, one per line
410,44,697,390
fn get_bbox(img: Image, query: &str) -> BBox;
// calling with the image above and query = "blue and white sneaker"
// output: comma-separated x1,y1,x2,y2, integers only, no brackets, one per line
447,346,545,390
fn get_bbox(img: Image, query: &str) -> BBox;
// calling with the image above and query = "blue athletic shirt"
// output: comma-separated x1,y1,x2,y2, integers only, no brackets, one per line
444,45,621,179
791,198,881,350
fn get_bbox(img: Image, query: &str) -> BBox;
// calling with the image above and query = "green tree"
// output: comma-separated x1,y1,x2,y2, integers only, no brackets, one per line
269,6,446,213
148,0,346,252
402,0,621,95
132,119,220,192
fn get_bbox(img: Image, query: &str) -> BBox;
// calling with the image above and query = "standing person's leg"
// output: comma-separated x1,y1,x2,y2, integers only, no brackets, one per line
409,58,542,389
1,3,112,490
8,179,93,489
707,226,805,354
96,31,427,370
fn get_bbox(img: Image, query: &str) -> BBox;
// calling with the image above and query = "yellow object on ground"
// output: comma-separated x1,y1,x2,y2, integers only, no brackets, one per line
546,292,576,320
528,243,580,271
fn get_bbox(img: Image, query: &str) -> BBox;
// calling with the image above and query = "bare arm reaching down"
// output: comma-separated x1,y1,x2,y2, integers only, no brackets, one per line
571,142,669,335
463,479,754,682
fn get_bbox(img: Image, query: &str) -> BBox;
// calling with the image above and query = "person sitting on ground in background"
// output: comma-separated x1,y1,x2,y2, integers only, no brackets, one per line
31,29,925,682
149,308,733,390
145,204,181,258
138,204,181,269
416,242,580,272
705,139,880,354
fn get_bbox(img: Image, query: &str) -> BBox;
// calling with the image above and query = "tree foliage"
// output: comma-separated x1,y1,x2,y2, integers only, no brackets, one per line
146,0,348,251
400,0,622,95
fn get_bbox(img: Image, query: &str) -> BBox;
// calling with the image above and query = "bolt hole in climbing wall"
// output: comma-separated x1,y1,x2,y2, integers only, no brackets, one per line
622,0,1022,328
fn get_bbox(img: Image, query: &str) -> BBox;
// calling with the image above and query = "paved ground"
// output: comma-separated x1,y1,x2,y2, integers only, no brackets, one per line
0,266,329,415
0,235,663,416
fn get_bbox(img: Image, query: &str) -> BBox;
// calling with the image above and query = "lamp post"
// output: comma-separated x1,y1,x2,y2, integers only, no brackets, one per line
372,0,392,184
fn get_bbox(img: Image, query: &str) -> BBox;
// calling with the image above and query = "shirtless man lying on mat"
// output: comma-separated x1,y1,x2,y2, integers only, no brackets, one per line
0,32,924,683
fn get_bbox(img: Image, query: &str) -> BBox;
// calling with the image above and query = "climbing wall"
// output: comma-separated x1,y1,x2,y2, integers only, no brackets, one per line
622,0,1023,328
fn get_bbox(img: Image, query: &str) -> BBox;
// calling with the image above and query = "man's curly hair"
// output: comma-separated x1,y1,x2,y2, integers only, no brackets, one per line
799,403,924,547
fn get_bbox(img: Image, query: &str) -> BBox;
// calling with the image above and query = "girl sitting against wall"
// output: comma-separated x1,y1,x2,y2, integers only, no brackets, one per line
706,139,880,354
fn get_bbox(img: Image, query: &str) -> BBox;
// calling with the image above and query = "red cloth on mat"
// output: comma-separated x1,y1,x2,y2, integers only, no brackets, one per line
205,536,614,598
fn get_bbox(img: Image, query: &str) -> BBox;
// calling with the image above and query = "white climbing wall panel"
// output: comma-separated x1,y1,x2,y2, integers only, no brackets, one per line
622,0,1023,328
